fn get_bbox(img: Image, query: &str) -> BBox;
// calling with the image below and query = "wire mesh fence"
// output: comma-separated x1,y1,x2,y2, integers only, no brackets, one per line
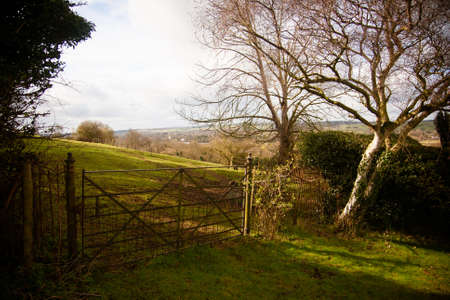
250,166,343,237
288,168,343,224
1,159,69,266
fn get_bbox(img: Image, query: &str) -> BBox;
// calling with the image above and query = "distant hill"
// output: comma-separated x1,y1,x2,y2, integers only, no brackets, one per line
114,120,438,143
114,126,211,136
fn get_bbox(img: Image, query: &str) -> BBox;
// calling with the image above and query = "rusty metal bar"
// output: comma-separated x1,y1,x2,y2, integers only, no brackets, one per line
84,196,242,220
85,207,243,238
183,171,242,234
83,184,243,198
81,169,85,257
82,171,180,262
84,176,174,245
244,153,253,235
84,165,246,174
81,161,250,266
181,217,242,233
176,169,184,251
83,188,172,199
184,180,243,239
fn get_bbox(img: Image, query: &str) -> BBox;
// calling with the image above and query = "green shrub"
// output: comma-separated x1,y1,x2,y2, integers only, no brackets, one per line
296,131,449,235
296,131,371,195
364,147,450,234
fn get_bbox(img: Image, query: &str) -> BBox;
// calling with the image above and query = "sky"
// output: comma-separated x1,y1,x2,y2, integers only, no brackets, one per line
43,0,202,132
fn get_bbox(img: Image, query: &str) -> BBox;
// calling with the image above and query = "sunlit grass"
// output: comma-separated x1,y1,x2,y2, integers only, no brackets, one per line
20,138,449,299
25,138,243,193
72,224,449,299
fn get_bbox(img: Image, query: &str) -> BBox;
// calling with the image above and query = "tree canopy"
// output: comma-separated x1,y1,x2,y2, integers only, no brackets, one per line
187,0,449,223
0,0,94,142
76,121,115,144
180,0,322,162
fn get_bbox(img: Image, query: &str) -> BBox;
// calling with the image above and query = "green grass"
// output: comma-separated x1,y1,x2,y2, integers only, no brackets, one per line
25,138,243,194
25,138,224,171
37,224,448,300
19,138,450,299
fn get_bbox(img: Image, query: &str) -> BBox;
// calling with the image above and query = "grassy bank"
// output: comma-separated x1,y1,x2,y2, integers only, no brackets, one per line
29,224,447,300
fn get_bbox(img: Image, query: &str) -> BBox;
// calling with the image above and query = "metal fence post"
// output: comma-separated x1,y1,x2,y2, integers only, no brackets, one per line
23,159,33,271
65,153,77,259
176,169,184,251
244,153,253,235
81,169,86,258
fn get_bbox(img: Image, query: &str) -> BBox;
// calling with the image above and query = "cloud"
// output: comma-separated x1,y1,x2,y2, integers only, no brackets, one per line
43,0,201,131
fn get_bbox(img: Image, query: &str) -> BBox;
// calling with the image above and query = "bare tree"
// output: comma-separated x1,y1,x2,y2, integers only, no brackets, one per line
210,135,254,166
179,0,322,162
123,129,143,150
247,0,449,222
141,136,153,152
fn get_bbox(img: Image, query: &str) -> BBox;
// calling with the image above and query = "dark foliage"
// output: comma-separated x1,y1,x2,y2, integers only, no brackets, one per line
0,1,94,273
0,0,94,143
364,147,450,236
434,111,450,150
297,131,449,235
296,131,372,195
434,111,450,172
0,0,94,200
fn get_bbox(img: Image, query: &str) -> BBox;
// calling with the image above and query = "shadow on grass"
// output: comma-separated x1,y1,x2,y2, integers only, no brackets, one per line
85,238,448,300
278,241,422,268
388,238,450,253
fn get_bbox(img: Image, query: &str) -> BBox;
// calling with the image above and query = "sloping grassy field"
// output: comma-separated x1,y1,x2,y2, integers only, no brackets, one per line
16,139,450,299
25,138,243,193
25,138,226,172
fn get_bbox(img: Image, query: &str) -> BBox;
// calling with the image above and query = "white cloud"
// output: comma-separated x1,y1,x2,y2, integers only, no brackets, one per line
43,0,202,131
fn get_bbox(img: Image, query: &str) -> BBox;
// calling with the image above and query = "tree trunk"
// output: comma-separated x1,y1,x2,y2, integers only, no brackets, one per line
338,133,384,223
278,133,291,164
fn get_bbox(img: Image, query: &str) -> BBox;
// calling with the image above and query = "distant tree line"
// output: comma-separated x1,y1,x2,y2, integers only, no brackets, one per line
73,121,273,165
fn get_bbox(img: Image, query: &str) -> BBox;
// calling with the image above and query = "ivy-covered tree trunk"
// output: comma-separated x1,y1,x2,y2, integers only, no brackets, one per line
338,133,384,223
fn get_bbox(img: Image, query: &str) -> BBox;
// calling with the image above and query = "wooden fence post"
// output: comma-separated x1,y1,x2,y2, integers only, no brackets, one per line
23,159,33,271
48,171,55,235
32,165,41,253
65,153,77,259
244,153,253,236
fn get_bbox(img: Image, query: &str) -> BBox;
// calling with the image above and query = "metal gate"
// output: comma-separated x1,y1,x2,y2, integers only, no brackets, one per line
80,162,253,267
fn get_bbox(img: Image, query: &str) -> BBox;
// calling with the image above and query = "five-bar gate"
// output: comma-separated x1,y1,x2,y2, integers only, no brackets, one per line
81,160,253,267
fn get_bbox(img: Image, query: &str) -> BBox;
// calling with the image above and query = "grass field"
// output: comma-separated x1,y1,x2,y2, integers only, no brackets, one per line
31,223,448,300
15,138,450,299
25,138,243,193
25,138,229,173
